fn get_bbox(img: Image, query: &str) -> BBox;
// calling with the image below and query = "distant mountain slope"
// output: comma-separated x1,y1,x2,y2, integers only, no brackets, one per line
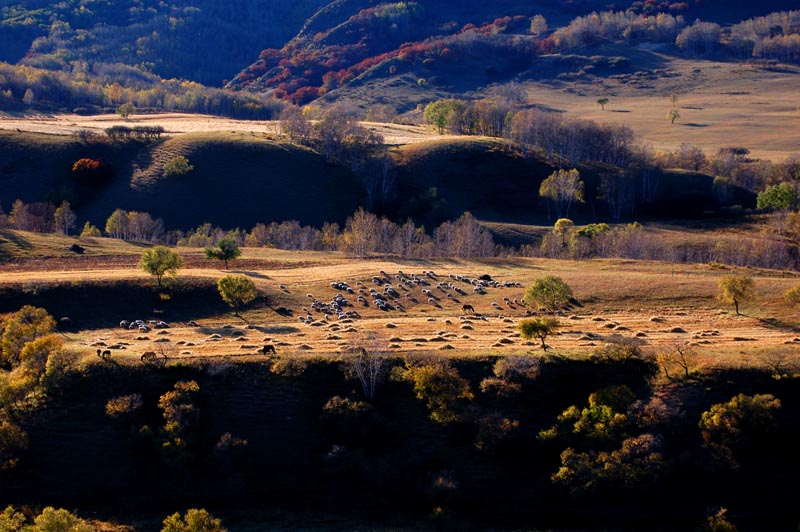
228,0,800,109
0,0,329,85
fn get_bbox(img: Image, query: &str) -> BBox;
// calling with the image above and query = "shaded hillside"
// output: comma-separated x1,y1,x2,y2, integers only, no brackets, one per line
0,131,756,232
0,131,364,230
229,0,796,109
388,137,756,227
0,0,330,85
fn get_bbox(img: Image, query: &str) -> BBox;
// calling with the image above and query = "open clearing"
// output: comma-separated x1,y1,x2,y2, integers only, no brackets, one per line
2,238,798,371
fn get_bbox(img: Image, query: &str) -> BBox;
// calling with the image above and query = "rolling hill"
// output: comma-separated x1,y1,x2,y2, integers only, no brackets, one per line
0,130,755,233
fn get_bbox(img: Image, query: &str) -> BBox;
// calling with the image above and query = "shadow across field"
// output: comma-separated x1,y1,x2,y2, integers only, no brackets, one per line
0,277,229,329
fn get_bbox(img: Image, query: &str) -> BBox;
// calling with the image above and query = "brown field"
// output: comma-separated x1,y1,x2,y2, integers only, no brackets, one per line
2,233,799,373
0,112,454,146
520,53,800,162
2,53,799,161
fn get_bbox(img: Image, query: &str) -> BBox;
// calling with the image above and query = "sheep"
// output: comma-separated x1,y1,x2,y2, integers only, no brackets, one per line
462,304,475,313
97,349,111,360
119,320,130,329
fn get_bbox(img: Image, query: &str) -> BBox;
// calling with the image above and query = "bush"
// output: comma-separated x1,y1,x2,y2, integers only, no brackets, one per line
164,156,194,177
162,509,227,532
106,394,143,420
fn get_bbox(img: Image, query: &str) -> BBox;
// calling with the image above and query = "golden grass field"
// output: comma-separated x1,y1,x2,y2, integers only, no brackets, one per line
2,232,799,374
1,55,798,160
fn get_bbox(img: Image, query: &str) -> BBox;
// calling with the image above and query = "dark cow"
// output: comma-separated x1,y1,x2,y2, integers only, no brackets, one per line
462,304,475,313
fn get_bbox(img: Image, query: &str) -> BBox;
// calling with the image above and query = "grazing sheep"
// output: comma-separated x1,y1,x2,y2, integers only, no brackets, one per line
462,304,475,313
97,349,111,360
140,351,158,363
119,320,130,329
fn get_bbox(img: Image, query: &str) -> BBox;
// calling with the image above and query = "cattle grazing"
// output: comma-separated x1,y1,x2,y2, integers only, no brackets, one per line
462,304,475,313
261,344,276,355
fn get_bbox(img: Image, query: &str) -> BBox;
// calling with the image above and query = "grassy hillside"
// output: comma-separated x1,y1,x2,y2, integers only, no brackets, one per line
0,130,755,232
0,131,365,230
388,137,755,227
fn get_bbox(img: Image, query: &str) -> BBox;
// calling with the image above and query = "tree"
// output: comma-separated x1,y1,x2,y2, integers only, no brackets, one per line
596,97,609,111
539,168,584,219
164,156,194,177
524,276,574,313
205,236,241,269
699,393,780,467
398,361,473,424
162,509,227,532
32,506,94,532
785,285,800,307
139,246,183,290
0,421,28,471
105,208,130,239
530,14,548,36
0,505,26,529
1,306,56,368
79,221,101,238
668,109,681,124
717,275,754,315
53,201,76,235
669,93,679,108
518,317,560,350
757,182,799,212
217,275,258,316
117,102,136,120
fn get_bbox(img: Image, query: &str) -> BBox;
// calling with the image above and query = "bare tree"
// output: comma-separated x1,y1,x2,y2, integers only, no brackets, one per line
345,334,388,401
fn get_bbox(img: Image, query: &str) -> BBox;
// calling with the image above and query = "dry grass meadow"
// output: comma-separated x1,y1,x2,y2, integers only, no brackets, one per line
2,232,799,375
1,55,799,160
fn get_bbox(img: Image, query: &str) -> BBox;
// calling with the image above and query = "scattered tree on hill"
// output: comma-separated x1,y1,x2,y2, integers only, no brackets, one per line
397,360,474,425
164,156,194,177
669,93,679,108
757,182,799,212
539,169,584,219
53,201,76,235
116,102,136,120
205,236,241,269
79,221,101,238
139,246,183,290
699,393,781,467
667,109,680,124
707,508,738,532
423,99,466,134
217,275,258,316
162,509,227,532
345,335,387,401
785,285,800,307
596,97,609,111
72,157,112,187
717,275,754,316
158,380,201,467
676,20,722,57
1,306,56,368
105,208,130,239
530,14,548,36
524,276,574,313
518,317,560,350
0,420,28,471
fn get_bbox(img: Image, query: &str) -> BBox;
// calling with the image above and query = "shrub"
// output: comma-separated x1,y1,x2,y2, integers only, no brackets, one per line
161,509,227,532
106,394,143,420
163,156,194,177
